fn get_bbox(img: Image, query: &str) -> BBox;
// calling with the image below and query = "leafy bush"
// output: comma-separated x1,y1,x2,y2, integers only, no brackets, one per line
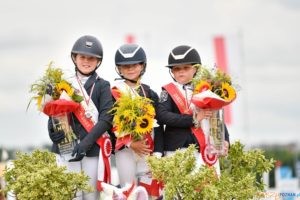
147,141,274,200
2,150,92,200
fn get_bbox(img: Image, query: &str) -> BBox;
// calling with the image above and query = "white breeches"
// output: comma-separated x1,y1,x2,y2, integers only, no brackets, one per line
115,148,149,187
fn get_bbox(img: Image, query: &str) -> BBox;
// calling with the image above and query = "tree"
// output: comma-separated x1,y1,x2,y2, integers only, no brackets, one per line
147,141,274,200
2,150,92,200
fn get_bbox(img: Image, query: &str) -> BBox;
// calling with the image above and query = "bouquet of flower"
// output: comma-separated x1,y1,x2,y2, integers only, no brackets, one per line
110,91,156,149
28,62,84,157
191,64,237,156
28,61,83,113
191,64,236,110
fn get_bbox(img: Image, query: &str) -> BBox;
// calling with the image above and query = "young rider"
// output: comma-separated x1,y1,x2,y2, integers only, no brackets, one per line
48,35,113,200
156,45,230,173
111,43,163,198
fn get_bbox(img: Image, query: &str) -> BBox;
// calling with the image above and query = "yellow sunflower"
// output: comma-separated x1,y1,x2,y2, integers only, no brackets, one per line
144,103,155,117
109,91,156,139
194,81,211,94
220,82,236,101
135,116,153,136
55,80,74,97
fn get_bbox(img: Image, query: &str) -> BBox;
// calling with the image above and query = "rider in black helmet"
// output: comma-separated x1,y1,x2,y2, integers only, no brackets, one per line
111,43,163,198
48,35,113,199
156,44,230,175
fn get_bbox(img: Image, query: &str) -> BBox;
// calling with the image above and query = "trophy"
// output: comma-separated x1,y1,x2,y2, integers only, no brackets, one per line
52,112,78,159
201,109,225,155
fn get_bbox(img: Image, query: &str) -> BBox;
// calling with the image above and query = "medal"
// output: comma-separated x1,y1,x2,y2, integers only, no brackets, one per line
76,75,97,120
85,110,92,118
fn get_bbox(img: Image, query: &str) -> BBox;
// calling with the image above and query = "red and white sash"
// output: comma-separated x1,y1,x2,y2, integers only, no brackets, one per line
163,83,217,166
71,76,112,191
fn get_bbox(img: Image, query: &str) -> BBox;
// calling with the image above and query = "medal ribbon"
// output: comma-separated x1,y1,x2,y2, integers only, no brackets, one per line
76,75,97,118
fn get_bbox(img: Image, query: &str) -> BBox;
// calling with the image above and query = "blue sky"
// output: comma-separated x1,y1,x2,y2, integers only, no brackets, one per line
0,0,299,148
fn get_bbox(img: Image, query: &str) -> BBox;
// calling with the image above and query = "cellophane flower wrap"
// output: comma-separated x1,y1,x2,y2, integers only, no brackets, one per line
191,64,237,109
110,91,156,141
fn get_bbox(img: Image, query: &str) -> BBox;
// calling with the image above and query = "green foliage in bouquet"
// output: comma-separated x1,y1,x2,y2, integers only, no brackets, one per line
147,141,274,200
2,150,92,200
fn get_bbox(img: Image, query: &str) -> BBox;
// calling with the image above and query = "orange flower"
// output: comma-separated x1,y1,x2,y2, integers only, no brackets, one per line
194,81,211,94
